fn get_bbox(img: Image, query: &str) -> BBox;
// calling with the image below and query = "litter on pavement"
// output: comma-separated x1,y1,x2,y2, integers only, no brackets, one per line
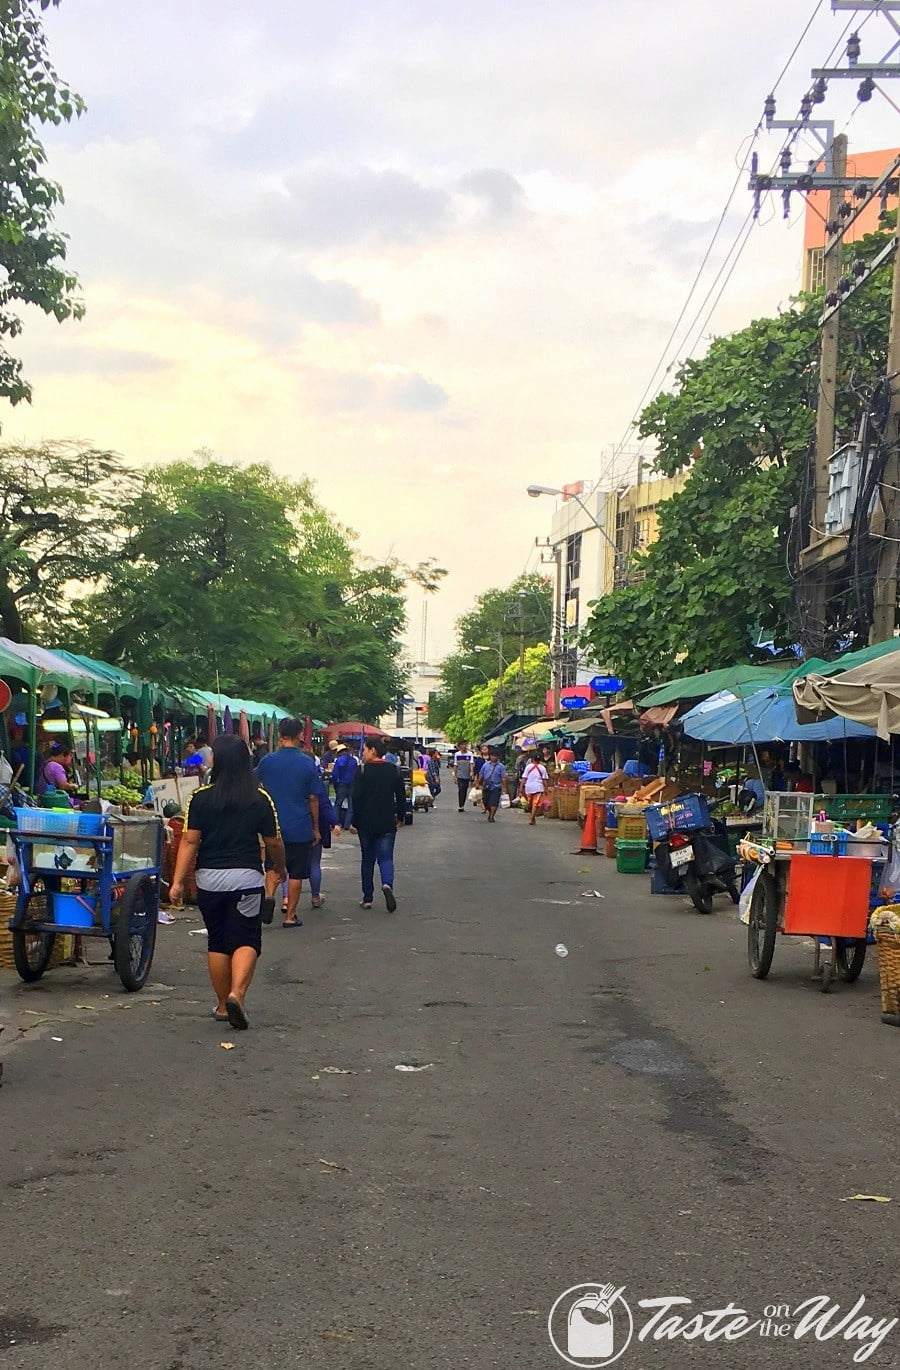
555,944,569,958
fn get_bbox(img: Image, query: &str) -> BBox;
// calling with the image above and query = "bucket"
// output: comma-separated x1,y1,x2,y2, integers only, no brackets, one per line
52,891,96,928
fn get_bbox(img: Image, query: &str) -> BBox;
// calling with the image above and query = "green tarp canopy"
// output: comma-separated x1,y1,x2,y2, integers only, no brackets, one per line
637,663,793,709
0,638,109,694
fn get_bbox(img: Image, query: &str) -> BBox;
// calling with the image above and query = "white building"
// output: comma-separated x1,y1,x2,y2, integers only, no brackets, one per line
378,661,444,742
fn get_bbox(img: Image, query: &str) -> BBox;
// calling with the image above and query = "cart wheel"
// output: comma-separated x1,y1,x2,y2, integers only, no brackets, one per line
685,870,713,914
113,874,158,992
748,872,777,979
836,938,867,983
12,879,56,982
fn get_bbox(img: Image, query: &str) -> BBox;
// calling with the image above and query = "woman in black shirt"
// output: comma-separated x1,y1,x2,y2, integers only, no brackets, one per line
170,734,286,1030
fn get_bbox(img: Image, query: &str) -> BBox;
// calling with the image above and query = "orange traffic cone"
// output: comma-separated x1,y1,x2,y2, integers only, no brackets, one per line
577,800,599,854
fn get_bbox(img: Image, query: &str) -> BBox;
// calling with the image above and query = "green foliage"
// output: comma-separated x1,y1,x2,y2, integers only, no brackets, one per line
66,454,414,720
0,0,85,404
581,229,895,692
0,440,136,641
442,644,550,743
429,573,551,728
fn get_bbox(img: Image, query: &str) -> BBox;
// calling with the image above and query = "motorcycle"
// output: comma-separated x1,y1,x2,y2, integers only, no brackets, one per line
654,799,740,914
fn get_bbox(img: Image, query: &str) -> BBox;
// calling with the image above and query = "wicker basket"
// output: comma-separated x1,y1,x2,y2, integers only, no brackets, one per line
875,930,900,1015
556,789,581,821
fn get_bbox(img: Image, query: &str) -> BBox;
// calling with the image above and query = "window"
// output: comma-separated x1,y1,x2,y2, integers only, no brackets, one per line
565,531,582,595
804,248,825,294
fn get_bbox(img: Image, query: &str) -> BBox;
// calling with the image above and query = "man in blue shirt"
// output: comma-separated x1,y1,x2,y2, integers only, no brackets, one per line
330,744,360,830
257,718,320,927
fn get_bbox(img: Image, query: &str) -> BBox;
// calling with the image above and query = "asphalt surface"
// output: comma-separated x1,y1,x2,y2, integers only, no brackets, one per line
0,799,898,1370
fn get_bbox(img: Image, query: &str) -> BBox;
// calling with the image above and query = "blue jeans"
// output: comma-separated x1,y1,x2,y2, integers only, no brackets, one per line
358,830,396,902
334,782,353,830
309,842,323,899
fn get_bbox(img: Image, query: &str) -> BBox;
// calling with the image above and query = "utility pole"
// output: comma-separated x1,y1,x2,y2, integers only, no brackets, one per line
495,632,506,717
803,133,847,650
870,207,900,640
536,537,562,715
517,592,526,712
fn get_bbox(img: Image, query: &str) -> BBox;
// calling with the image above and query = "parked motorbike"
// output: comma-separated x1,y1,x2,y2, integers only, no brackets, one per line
654,800,740,914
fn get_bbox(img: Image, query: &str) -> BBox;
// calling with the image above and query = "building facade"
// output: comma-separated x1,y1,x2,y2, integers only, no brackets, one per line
546,472,686,693
802,145,899,293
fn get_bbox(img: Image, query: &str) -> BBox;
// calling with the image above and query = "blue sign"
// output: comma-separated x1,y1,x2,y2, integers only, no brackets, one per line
561,696,588,710
590,674,626,694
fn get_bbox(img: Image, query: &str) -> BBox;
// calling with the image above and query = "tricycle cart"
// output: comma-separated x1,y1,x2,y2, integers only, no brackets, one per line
746,849,871,993
8,807,163,992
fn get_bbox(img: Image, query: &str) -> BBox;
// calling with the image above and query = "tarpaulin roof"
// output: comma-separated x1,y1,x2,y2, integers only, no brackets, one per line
681,684,877,745
0,638,109,694
793,642,900,741
637,664,789,709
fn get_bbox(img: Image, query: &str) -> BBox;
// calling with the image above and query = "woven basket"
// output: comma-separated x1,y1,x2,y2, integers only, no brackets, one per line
556,789,581,822
0,890,76,970
875,930,900,1015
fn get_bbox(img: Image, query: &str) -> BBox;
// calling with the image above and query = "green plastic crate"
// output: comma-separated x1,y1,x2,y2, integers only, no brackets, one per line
616,839,647,874
822,794,893,825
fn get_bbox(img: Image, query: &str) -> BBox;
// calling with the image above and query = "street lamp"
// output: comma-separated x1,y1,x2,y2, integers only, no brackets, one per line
473,638,506,715
526,484,619,556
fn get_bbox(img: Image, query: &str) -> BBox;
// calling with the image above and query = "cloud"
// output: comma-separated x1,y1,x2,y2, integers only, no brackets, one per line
31,344,172,378
457,168,527,220
265,167,454,249
313,365,449,415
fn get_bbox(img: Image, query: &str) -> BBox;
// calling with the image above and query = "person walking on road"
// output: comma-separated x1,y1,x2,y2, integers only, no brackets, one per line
256,717,320,927
520,752,549,825
452,740,475,812
479,747,506,823
350,735,407,910
309,768,340,909
169,733,286,1031
330,743,359,830
426,748,442,801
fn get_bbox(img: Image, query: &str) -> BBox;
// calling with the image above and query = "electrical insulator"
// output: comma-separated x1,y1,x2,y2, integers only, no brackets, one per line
858,76,875,102
763,93,776,120
838,276,851,294
838,200,853,219
780,148,791,173
825,291,839,307
852,259,867,278
782,188,791,219
852,183,870,200
847,32,861,66
812,76,827,103
826,219,839,236
800,93,812,119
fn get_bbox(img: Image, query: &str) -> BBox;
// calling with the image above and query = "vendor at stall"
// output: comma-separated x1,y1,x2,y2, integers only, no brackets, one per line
34,741,78,800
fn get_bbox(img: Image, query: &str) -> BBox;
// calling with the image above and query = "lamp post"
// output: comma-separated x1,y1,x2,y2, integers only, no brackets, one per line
473,636,506,716
527,484,623,716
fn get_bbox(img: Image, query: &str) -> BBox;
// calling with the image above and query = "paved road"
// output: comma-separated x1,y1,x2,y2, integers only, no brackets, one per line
0,802,897,1370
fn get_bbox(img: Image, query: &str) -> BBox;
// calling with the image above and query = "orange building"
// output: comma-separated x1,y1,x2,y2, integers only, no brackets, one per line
802,146,899,292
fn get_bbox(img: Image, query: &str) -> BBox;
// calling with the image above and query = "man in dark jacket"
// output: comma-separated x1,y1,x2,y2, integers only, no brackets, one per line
330,744,359,830
350,736,407,911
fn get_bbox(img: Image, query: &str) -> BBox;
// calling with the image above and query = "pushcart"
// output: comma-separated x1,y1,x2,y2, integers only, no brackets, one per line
746,849,872,993
8,807,163,992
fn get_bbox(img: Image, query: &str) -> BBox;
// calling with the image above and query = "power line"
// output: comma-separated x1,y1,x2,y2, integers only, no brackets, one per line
595,2,864,494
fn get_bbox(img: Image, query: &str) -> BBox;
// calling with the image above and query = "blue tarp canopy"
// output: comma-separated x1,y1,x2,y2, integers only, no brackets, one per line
681,687,877,744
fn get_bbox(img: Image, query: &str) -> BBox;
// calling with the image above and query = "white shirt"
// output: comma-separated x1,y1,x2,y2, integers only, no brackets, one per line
523,762,549,795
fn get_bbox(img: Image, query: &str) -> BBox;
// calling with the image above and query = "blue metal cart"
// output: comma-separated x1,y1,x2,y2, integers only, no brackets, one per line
8,808,163,992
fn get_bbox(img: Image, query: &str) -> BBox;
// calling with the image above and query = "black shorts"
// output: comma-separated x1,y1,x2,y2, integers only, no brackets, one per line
197,888,263,957
483,786,502,809
265,841,313,880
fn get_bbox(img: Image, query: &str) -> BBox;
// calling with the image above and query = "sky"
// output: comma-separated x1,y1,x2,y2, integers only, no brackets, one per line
6,0,900,662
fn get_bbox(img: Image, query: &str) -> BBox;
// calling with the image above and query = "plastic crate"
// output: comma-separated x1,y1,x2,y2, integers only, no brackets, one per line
645,794,711,841
51,891,96,927
809,832,849,855
822,794,893,825
616,839,647,874
13,807,104,838
617,814,647,842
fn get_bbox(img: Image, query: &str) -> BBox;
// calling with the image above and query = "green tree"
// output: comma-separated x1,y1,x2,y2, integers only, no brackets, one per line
443,645,550,743
0,0,85,404
429,573,552,728
70,455,417,720
0,440,134,641
581,224,895,692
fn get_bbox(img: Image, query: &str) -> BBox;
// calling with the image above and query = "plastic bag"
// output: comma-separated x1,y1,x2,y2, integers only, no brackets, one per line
738,867,761,925
500,793,511,809
878,846,900,900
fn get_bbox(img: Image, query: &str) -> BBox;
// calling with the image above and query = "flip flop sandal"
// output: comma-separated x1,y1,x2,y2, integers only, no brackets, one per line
212,1010,229,1022
310,896,324,908
225,997,249,1030
281,918,302,927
